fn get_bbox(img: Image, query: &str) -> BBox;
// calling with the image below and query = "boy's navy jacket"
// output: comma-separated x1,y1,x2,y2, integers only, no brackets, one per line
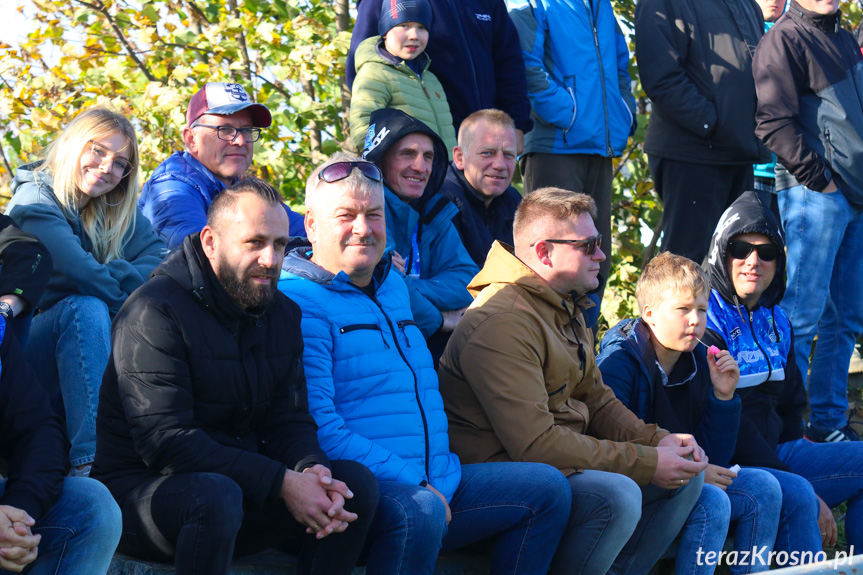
597,318,740,468
347,0,533,134
703,191,807,471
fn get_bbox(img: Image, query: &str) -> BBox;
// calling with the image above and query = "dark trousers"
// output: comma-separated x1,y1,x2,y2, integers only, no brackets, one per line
116,460,378,575
522,153,613,310
649,156,753,263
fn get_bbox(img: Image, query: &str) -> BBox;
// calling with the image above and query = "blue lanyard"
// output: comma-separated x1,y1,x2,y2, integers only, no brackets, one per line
408,223,421,279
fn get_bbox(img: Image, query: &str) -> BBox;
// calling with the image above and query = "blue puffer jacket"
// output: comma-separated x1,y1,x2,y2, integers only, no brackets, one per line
509,0,636,156
139,151,305,249
597,318,741,467
278,250,462,500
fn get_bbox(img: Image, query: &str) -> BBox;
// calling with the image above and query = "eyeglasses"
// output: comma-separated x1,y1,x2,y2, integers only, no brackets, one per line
193,124,262,143
531,234,602,255
86,140,134,179
727,240,779,262
318,161,383,184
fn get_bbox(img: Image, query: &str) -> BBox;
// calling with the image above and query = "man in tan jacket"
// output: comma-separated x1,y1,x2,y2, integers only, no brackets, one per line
439,188,707,575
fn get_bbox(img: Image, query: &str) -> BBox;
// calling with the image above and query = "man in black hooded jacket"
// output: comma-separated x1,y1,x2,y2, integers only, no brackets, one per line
93,177,377,575
704,191,863,552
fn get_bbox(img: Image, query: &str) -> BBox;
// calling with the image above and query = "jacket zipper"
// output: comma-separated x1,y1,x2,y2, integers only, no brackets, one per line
364,289,432,481
581,0,613,156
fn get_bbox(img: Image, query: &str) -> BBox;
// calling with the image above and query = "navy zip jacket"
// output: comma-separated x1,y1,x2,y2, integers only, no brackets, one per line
753,0,863,202
703,192,807,471
347,0,533,134
598,318,741,468
439,163,521,267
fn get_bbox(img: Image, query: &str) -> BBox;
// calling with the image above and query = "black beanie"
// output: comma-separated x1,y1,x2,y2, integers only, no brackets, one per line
378,0,433,36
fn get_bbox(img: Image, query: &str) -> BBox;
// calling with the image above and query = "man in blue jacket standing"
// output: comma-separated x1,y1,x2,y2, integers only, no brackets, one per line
347,0,533,154
278,152,570,575
139,82,304,248
510,0,637,309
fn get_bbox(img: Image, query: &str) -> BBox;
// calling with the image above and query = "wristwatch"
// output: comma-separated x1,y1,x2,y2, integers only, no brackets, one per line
0,302,15,320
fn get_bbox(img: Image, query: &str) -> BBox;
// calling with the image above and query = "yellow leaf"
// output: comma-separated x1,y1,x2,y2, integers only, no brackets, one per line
171,65,193,83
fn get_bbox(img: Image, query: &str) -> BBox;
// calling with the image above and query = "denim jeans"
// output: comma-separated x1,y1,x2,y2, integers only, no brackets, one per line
117,461,378,575
550,469,641,575
778,438,863,548
756,463,821,556
676,468,781,575
365,462,570,575
778,185,863,430
610,471,705,575
0,477,121,575
26,295,112,466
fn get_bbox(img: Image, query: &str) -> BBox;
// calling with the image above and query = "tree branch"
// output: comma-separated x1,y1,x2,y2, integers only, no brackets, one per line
612,142,638,180
0,134,14,180
74,0,159,82
226,0,252,83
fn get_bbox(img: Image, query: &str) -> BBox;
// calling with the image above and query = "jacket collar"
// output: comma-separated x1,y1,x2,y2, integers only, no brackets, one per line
788,0,842,32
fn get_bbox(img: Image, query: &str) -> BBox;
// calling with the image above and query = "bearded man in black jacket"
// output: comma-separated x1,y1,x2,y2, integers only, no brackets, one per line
93,177,377,575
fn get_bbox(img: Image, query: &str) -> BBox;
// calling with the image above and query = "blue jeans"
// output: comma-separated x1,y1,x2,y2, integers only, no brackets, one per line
550,470,641,575
365,462,570,575
677,468,781,575
778,185,863,430
610,471,705,575
0,477,121,575
26,295,112,466
778,438,863,548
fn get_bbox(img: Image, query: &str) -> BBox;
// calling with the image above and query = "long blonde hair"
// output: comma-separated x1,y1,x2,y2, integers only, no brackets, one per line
36,107,139,263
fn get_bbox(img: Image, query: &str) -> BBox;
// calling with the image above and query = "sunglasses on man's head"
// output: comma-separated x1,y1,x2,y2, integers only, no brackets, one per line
531,234,602,256
727,240,780,261
318,161,382,184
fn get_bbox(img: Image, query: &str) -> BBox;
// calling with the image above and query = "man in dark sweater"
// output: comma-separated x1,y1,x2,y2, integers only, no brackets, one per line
94,177,377,575
0,320,120,574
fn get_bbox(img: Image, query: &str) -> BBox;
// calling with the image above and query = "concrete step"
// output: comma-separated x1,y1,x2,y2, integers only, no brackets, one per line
108,549,491,575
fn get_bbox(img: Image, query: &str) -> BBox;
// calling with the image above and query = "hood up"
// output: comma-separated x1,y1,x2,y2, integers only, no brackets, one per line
704,191,786,309
361,107,449,209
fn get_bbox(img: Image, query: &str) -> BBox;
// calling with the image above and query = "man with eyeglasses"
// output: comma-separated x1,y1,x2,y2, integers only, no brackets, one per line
278,152,569,574
139,82,305,249
439,187,707,575
703,191,863,553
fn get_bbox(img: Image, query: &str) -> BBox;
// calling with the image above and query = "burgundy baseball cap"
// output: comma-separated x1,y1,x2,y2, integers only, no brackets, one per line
186,82,272,128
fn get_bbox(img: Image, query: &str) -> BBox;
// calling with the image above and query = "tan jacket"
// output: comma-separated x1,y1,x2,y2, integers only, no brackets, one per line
438,242,668,485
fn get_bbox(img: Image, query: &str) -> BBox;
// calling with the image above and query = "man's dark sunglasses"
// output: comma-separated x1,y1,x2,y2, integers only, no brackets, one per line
531,234,602,255
727,240,780,261
318,161,382,184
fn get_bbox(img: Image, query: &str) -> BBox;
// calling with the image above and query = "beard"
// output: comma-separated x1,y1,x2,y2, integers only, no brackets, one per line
217,255,277,310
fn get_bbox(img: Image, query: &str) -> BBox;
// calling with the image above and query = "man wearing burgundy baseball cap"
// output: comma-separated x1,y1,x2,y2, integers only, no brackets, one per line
139,82,305,249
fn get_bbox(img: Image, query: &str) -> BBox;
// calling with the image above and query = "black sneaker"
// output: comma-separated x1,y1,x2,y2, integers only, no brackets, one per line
804,423,861,442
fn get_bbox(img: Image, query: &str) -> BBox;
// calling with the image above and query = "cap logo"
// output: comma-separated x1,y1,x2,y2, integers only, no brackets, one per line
362,125,390,159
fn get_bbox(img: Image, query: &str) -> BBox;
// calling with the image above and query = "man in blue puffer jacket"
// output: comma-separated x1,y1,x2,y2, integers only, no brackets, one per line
278,152,570,575
139,82,305,249
509,0,636,311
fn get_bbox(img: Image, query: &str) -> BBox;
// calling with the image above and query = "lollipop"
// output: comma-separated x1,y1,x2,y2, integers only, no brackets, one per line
695,336,721,356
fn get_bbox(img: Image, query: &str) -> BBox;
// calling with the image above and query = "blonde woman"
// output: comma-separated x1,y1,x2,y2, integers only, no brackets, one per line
8,107,166,476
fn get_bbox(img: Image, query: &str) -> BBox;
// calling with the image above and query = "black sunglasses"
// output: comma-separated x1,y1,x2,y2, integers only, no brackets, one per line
531,234,602,255
318,161,382,184
727,240,780,262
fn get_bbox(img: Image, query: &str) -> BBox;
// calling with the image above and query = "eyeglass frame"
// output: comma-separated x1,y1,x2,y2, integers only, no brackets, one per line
86,140,135,179
530,234,602,256
317,161,383,184
191,123,263,143
726,240,780,262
